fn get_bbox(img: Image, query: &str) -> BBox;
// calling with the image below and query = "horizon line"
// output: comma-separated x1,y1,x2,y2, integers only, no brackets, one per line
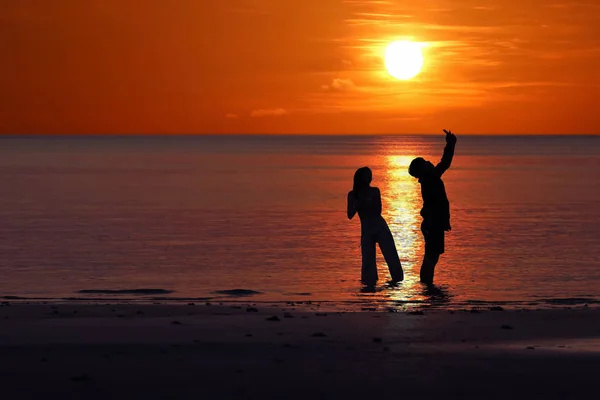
1,133,599,137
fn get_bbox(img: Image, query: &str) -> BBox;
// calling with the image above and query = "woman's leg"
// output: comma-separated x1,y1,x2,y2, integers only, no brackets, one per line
361,235,378,286
377,226,404,282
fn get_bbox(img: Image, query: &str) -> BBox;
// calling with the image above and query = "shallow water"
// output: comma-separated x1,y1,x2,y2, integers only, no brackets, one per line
1,135,599,310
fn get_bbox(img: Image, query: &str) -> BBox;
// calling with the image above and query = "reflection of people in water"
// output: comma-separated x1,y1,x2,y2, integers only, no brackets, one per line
421,284,452,304
347,167,404,287
409,129,457,284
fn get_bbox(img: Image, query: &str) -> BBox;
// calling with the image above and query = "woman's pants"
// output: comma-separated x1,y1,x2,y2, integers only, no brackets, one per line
361,223,404,285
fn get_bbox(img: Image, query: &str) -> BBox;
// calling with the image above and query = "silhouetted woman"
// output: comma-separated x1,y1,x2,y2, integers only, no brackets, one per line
347,167,404,286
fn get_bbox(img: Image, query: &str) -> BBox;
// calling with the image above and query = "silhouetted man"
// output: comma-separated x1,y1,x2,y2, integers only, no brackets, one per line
408,129,457,284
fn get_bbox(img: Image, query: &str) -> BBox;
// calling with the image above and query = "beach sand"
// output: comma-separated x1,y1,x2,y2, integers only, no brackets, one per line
1,302,599,399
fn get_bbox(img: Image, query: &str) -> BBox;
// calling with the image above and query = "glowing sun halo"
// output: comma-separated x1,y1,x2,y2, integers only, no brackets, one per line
384,41,424,80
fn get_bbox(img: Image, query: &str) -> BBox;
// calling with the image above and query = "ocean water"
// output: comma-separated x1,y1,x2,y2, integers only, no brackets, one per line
1,135,599,310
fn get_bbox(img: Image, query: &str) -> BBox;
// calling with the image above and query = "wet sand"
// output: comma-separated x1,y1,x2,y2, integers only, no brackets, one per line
1,302,599,399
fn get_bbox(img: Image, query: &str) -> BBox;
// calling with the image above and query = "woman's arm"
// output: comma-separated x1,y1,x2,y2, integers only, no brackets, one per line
347,191,358,219
374,188,382,215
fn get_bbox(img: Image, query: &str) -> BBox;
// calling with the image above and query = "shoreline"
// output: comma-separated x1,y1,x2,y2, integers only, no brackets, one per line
2,295,600,313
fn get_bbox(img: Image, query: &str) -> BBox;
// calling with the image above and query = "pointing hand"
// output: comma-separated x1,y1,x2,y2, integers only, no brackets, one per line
443,129,457,145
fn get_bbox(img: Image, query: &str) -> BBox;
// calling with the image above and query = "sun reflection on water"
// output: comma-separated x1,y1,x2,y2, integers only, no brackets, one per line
381,155,427,302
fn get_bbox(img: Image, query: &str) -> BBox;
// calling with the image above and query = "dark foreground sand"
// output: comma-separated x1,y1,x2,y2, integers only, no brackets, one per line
1,302,599,399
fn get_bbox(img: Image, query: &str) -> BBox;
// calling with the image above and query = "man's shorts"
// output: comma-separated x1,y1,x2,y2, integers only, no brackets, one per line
421,221,445,255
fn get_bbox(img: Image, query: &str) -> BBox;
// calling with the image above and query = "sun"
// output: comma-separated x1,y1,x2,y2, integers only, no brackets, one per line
384,41,424,80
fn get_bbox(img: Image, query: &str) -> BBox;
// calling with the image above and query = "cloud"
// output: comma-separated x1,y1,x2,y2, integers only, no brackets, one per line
322,78,356,91
225,113,239,119
250,108,288,117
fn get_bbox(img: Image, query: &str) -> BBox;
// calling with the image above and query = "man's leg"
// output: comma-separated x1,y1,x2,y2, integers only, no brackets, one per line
420,253,440,284
420,223,444,284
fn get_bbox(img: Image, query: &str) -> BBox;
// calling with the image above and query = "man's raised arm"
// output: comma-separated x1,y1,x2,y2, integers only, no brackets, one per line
434,129,457,176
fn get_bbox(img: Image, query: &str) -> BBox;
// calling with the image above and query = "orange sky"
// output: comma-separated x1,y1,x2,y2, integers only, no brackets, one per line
2,0,599,134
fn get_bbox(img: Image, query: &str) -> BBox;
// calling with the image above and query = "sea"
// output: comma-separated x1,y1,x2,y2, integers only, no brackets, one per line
1,134,599,311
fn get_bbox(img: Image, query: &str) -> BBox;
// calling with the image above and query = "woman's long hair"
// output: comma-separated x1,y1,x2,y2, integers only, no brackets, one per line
353,167,372,201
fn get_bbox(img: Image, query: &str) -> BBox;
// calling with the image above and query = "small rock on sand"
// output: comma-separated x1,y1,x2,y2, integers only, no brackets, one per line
501,324,514,330
246,307,259,313
283,312,294,318
71,374,92,383
311,332,327,337
373,337,382,343
171,320,182,325
266,316,280,321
